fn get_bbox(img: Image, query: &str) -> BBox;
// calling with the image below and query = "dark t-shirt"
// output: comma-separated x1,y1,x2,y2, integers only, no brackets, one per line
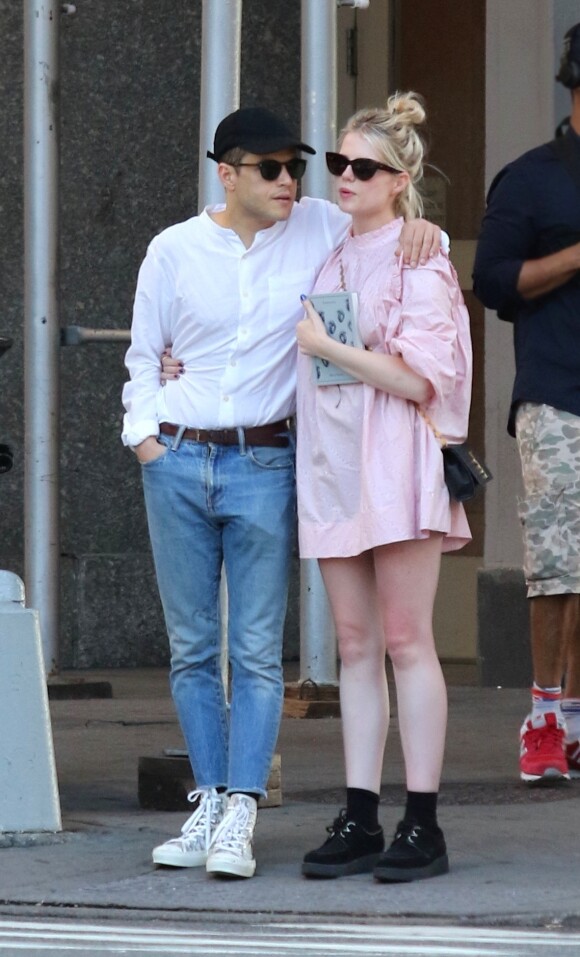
473,128,580,435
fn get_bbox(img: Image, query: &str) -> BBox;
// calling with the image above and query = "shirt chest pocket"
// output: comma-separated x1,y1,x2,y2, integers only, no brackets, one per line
268,269,316,331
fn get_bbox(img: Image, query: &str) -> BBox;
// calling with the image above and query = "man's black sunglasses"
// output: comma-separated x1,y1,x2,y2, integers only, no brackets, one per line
233,157,307,181
326,151,402,181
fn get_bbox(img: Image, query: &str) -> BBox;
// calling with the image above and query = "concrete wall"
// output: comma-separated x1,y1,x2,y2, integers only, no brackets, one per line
0,1,302,668
483,0,554,572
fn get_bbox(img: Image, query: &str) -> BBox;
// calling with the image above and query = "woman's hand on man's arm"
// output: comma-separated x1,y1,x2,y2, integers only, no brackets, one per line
160,347,183,383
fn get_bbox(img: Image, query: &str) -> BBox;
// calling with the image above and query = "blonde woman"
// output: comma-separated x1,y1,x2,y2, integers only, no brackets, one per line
296,92,472,882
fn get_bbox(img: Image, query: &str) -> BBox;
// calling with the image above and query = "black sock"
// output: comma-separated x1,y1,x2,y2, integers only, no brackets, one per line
229,791,260,801
404,790,438,829
346,787,380,831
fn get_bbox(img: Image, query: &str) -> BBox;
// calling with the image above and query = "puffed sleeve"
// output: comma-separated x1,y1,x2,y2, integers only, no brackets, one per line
389,255,459,402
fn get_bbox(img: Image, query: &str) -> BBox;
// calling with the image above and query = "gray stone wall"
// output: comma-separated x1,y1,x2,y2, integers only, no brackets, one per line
0,1,301,668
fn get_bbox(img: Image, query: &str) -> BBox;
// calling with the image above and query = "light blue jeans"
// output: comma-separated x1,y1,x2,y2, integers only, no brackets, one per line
141,431,295,796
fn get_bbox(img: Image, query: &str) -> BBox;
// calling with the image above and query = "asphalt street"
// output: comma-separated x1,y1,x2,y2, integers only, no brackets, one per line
1,667,580,955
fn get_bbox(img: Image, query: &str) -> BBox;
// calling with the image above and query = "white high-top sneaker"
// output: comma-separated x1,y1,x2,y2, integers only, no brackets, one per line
206,793,258,878
152,787,227,867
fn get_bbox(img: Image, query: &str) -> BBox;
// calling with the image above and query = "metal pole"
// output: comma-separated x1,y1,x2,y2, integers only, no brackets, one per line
198,0,242,690
198,0,242,210
23,2,61,675
301,0,337,201
298,0,340,688
60,326,131,346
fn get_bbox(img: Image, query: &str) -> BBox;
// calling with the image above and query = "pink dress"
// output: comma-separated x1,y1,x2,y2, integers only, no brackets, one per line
296,218,472,559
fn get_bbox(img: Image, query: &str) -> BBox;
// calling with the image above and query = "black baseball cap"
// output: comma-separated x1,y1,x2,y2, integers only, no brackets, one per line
207,107,316,162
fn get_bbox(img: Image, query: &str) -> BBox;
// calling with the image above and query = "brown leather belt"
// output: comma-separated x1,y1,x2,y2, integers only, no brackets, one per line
159,420,291,448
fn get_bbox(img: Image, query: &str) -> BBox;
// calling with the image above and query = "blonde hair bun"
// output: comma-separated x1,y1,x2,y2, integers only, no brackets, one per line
386,91,426,129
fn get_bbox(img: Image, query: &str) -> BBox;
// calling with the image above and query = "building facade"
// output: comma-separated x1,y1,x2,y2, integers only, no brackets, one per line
0,0,576,676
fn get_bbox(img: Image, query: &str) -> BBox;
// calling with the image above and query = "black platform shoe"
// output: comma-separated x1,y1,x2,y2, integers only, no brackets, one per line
302,809,384,878
373,820,449,883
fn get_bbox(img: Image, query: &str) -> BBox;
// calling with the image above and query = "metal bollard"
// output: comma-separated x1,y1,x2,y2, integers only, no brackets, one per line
0,572,61,832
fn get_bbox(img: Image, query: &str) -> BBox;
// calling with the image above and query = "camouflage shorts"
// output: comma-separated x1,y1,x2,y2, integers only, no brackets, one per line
516,403,580,597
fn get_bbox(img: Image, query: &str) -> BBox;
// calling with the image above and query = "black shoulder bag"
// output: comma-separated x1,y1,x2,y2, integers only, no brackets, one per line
418,408,493,503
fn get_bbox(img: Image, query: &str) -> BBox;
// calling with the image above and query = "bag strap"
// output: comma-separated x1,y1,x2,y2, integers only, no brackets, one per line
417,406,447,449
549,135,580,198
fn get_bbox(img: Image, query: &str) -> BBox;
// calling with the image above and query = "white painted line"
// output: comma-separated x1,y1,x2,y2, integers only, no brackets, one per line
0,919,578,956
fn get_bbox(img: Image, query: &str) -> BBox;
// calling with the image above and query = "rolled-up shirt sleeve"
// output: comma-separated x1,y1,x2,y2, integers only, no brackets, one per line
121,240,173,447
390,258,459,402
472,165,535,317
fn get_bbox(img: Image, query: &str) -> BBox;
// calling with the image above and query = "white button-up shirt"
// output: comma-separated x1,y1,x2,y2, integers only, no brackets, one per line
121,198,349,446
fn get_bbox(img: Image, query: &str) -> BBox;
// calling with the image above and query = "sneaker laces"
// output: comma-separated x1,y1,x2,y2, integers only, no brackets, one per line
211,799,254,854
524,721,565,753
166,788,223,851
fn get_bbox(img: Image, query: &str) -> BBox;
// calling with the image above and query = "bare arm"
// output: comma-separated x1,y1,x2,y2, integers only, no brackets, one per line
517,242,580,299
296,298,433,404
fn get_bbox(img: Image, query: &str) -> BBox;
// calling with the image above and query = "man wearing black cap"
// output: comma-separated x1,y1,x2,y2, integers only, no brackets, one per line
474,24,580,787
122,106,440,879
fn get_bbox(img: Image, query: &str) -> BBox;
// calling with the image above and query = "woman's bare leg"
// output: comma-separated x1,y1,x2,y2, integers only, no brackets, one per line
319,552,389,794
373,535,446,792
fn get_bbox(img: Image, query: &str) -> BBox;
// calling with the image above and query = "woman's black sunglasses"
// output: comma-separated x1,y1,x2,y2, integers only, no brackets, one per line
234,157,307,182
326,151,402,181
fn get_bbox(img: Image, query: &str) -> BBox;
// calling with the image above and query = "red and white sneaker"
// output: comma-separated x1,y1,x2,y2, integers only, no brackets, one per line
519,712,570,785
566,739,580,779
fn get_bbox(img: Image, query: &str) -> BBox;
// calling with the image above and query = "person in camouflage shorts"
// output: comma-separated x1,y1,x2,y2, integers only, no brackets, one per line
473,23,580,785
516,403,580,598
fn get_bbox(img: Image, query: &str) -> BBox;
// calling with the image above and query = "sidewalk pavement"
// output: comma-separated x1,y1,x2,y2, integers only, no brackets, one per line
1,667,580,930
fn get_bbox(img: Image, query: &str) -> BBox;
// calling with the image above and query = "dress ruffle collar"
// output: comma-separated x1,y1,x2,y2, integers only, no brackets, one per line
345,216,404,250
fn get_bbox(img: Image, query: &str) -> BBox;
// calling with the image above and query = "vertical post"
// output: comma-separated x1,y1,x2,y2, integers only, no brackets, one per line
301,0,337,201
23,2,61,675
198,0,242,689
298,0,339,688
198,0,242,211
